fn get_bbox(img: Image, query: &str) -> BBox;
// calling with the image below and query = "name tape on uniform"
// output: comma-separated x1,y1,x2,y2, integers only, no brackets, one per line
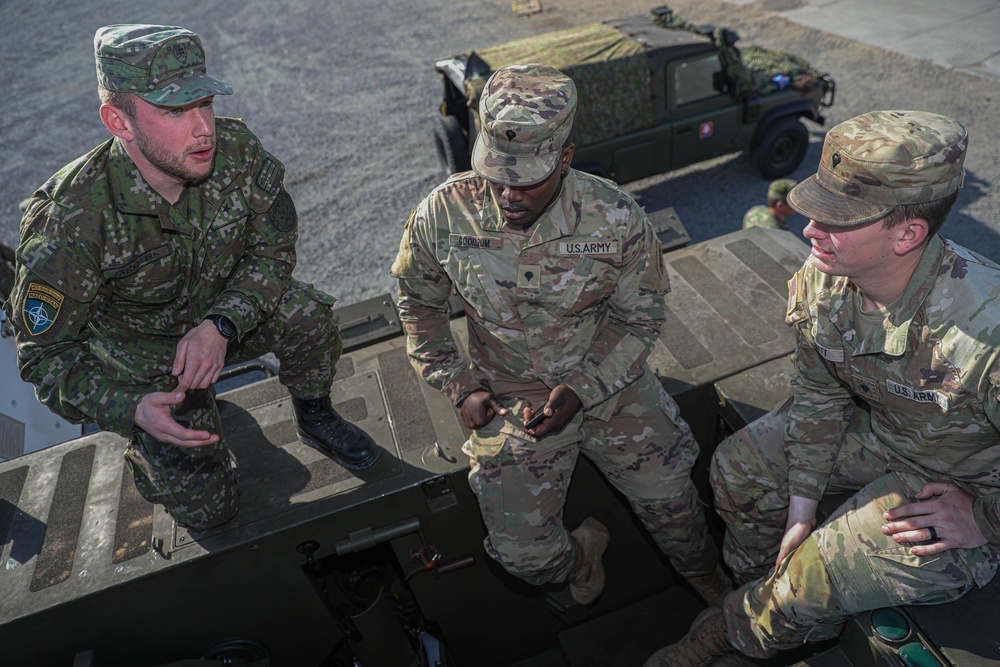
817,343,844,363
449,235,503,250
102,245,171,280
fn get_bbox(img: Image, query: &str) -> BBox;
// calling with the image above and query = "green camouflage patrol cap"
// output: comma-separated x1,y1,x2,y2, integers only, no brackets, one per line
788,110,966,226
94,24,233,107
472,63,577,186
767,178,797,202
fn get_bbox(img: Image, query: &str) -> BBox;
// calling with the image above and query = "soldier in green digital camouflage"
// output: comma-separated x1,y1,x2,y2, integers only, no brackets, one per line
6,25,378,532
741,178,796,230
646,110,1000,667
392,64,729,607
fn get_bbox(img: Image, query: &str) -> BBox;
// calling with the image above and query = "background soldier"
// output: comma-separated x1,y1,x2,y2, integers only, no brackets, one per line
392,63,729,607
647,110,1000,666
741,178,797,230
7,24,377,532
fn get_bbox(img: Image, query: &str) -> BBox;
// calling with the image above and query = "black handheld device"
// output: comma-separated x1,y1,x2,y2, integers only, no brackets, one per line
524,411,547,430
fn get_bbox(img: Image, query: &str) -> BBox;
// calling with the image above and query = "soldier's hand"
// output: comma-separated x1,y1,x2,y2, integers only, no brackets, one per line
134,391,220,448
458,390,508,430
172,320,228,391
524,385,581,437
775,495,818,569
882,482,987,555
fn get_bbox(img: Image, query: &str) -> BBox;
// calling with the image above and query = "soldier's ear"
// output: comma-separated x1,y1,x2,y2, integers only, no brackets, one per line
100,103,134,141
562,144,575,171
894,217,930,255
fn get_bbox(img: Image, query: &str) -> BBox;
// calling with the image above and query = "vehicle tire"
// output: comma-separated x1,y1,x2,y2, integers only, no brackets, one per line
433,114,470,175
752,116,809,179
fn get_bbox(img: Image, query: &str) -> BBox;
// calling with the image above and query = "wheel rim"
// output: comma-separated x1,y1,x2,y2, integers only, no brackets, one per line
770,133,801,171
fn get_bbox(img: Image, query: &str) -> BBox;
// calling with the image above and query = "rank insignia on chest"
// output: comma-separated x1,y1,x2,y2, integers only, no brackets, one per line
449,234,503,250
23,282,64,336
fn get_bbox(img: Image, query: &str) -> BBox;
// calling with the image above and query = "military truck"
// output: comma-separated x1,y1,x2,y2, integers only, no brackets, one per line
1,213,997,667
432,6,836,184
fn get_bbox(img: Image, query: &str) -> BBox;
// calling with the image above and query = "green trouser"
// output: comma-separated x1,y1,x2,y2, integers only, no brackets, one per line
464,369,718,585
125,280,338,530
711,403,999,659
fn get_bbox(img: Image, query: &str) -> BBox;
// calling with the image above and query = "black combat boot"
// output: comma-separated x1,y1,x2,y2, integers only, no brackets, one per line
292,396,379,470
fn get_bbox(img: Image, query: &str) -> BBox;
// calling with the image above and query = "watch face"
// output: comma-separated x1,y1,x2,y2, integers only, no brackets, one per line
220,319,237,340
210,315,237,340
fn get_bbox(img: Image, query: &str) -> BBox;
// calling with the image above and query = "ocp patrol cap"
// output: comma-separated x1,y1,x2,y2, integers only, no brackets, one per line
788,110,966,226
94,24,233,107
472,63,577,187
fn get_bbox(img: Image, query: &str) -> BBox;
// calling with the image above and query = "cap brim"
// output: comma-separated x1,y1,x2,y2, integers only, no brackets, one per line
787,175,894,227
471,132,559,187
136,74,234,107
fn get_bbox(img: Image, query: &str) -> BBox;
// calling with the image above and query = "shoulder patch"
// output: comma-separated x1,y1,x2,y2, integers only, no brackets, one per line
405,209,415,229
268,190,297,233
785,271,810,325
23,282,64,336
640,238,669,292
255,157,283,197
390,226,418,278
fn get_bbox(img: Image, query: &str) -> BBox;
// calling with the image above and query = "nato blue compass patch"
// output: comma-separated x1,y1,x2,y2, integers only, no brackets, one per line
23,282,64,336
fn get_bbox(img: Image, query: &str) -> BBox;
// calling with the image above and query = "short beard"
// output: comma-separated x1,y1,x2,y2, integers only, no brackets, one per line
133,125,214,184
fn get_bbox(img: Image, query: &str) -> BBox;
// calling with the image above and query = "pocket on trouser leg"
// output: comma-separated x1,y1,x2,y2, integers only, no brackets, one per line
463,430,507,532
816,473,990,612
730,535,847,659
467,453,505,532
125,436,239,531
711,423,789,582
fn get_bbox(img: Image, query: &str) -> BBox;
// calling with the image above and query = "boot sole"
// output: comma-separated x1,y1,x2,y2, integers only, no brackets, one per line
570,518,611,605
297,431,381,471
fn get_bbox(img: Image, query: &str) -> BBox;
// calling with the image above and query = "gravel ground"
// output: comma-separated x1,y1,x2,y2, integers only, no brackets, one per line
2,0,998,307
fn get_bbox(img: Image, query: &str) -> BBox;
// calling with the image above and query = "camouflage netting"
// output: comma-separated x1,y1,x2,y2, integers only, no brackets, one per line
468,22,652,146
739,45,825,96
460,12,828,146
650,10,826,99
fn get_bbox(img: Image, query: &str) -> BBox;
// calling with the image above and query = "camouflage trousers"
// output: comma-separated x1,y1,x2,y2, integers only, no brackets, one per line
463,369,717,586
125,280,340,531
711,402,999,659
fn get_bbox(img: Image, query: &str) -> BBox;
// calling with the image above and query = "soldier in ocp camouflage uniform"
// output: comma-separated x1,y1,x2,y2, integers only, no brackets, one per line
392,64,730,607
5,25,378,532
741,178,796,230
646,110,1000,667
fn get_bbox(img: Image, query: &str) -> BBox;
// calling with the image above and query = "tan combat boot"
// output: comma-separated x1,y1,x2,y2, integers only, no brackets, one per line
643,607,731,667
567,517,610,605
686,563,734,607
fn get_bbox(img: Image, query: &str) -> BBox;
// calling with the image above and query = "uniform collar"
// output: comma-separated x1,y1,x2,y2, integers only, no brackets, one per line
479,170,580,243
832,235,945,356
106,133,234,220
107,137,166,217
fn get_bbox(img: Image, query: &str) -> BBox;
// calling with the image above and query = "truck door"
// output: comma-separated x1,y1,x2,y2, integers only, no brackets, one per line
666,52,740,168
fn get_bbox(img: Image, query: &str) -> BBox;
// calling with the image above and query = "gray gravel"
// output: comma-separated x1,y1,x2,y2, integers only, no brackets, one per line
2,0,998,307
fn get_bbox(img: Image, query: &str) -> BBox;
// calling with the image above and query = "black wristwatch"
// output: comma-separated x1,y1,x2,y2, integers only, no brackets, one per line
204,314,238,342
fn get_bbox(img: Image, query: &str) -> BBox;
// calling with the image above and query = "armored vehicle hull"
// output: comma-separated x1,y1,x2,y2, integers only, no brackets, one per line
1,225,996,667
